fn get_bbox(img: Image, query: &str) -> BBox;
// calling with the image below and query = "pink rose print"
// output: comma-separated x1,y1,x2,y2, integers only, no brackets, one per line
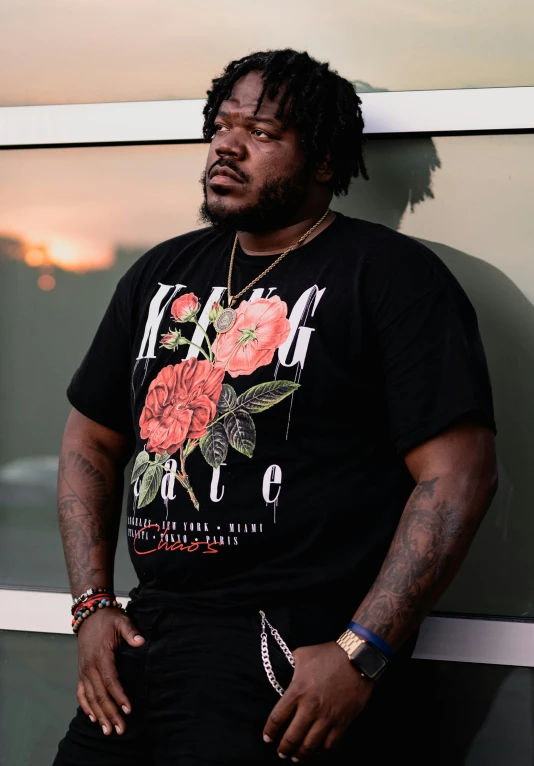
139,358,224,454
133,293,299,513
213,295,291,378
171,292,200,323
160,330,175,347
209,301,223,323
159,327,184,351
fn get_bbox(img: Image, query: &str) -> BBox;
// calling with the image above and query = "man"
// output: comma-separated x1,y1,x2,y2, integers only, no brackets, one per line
54,49,497,765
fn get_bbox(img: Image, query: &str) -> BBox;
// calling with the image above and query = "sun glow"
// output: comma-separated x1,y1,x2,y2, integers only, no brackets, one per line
46,236,115,272
1,231,115,273
24,246,46,267
37,274,56,291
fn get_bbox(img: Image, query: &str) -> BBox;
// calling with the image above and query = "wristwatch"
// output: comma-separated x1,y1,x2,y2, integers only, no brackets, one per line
336,629,388,681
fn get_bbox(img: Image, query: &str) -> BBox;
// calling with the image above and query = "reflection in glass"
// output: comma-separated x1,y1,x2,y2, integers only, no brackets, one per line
0,630,78,765
334,133,534,617
2,135,534,618
0,144,207,592
1,0,533,105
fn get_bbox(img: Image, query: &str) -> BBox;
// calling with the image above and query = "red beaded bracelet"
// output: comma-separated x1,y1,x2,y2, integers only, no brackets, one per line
71,587,111,616
72,595,123,635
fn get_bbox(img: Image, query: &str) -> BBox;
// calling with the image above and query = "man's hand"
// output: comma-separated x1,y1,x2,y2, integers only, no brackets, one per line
263,641,373,761
76,608,145,736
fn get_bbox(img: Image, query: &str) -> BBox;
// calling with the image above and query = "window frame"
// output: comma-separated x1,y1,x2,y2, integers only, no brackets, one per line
1,87,533,148
2,86,534,663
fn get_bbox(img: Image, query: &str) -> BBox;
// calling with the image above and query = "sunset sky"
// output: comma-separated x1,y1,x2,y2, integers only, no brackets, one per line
1,0,533,106
1,3,534,623
1,0,533,288
1,135,533,304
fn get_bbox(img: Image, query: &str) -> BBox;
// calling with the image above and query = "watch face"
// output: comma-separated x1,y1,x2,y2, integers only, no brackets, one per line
350,642,387,680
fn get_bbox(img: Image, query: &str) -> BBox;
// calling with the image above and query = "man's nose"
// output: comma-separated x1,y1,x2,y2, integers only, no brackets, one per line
215,131,246,161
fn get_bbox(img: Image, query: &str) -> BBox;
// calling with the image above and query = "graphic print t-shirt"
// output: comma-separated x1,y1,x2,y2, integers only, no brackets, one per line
67,214,495,616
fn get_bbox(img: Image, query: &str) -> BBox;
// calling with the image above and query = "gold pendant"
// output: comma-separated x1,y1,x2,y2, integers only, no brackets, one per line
214,307,237,334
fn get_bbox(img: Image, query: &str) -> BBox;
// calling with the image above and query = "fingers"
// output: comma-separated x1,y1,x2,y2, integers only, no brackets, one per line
276,708,317,761
119,616,145,647
86,667,126,735
263,692,298,746
79,643,130,736
324,727,344,752
291,721,328,762
99,654,132,717
77,680,95,722
82,676,114,736
77,610,143,733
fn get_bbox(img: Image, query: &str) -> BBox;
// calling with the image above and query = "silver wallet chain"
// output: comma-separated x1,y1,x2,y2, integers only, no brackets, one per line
259,609,296,697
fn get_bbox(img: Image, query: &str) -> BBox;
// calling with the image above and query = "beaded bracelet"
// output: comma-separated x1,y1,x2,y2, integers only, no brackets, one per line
71,587,111,616
71,593,115,625
71,593,116,618
72,595,124,636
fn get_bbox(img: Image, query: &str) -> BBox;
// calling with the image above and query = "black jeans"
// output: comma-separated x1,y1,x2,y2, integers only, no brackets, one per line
54,604,433,765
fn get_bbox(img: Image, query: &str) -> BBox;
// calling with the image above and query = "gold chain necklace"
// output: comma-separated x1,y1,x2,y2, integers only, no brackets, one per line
214,209,330,334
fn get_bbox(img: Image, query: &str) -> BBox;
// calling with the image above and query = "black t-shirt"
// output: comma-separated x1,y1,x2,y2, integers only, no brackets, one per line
67,213,495,618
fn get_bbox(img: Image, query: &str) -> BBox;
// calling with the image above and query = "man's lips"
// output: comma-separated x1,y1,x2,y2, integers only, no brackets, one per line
209,166,244,185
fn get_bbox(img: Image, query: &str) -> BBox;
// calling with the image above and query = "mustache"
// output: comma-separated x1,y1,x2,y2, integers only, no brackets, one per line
207,158,248,183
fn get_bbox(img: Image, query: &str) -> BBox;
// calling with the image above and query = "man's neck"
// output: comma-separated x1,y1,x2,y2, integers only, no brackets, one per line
238,209,336,256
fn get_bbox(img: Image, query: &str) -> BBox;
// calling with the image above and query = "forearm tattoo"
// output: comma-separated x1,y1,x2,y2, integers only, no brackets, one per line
58,450,115,594
355,476,472,642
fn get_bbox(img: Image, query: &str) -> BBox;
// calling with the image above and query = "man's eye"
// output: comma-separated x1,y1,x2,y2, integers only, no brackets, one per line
214,124,227,133
252,129,270,138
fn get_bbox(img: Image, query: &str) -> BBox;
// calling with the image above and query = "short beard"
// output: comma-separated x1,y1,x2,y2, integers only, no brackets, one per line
199,162,311,233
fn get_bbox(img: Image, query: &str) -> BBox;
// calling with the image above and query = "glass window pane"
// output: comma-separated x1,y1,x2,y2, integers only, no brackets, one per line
0,630,78,766
1,0,533,106
333,133,534,617
1,135,534,618
432,661,534,764
0,144,207,593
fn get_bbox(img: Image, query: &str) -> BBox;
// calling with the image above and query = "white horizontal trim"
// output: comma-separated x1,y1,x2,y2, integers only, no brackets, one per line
413,616,534,667
0,99,205,147
1,589,533,667
0,87,533,147
362,86,534,134
0,589,129,634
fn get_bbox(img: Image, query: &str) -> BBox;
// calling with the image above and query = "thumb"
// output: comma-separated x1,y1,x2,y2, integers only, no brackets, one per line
119,615,145,647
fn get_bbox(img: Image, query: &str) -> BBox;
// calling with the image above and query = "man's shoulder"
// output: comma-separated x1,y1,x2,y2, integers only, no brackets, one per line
338,214,451,282
118,226,225,289
338,214,434,257
156,225,223,251
135,226,222,269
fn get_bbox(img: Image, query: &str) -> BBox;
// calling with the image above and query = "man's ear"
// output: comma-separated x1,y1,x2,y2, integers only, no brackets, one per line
315,152,335,184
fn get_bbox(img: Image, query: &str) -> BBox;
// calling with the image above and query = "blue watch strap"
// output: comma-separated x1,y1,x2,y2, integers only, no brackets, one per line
347,621,394,661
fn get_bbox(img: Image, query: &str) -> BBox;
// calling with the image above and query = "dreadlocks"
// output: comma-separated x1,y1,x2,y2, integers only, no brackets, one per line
203,49,368,196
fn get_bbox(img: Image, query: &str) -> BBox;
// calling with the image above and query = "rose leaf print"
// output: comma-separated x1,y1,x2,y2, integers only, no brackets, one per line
199,421,228,469
138,462,165,508
216,383,238,415
131,449,151,482
200,380,300,468
134,293,301,511
224,409,256,458
236,380,301,414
